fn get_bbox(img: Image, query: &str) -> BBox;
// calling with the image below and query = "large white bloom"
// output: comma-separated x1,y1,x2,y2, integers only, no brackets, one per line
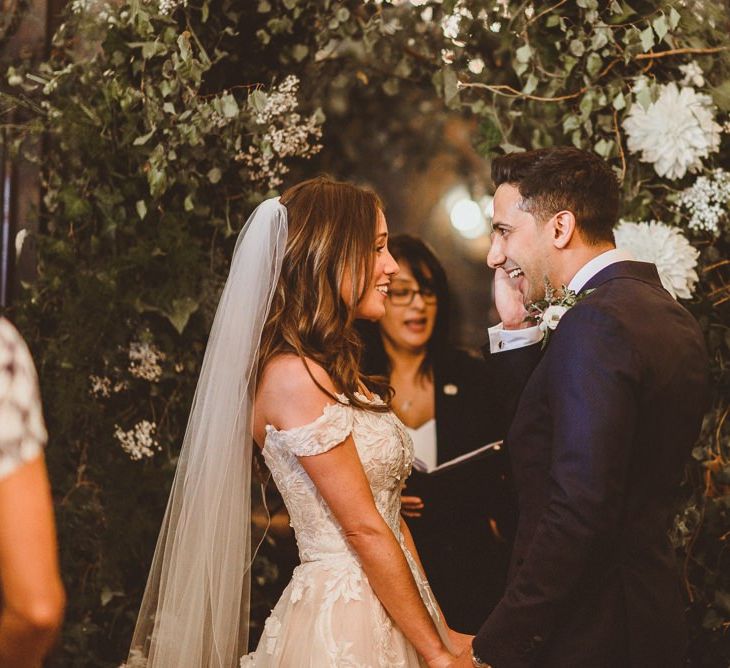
614,221,699,299
622,83,721,180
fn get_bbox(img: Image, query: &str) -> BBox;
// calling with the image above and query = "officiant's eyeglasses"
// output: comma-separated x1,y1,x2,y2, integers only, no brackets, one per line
388,286,438,306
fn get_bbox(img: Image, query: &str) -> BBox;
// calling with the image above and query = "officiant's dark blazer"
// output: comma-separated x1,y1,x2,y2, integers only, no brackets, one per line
473,261,709,668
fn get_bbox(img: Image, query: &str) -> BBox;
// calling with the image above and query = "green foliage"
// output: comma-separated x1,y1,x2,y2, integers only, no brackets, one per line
1,0,328,663
2,0,729,665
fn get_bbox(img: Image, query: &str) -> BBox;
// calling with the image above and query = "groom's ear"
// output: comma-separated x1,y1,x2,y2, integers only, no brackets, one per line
551,210,576,249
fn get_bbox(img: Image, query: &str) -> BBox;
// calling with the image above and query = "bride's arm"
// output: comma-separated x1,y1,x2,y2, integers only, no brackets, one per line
301,441,454,666
257,357,455,667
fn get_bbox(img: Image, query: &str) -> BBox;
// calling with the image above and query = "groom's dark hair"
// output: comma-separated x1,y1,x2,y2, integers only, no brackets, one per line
491,147,619,245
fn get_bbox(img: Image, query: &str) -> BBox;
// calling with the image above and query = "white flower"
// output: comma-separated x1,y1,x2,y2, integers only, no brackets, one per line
539,305,568,332
614,221,699,299
676,168,730,236
679,61,705,88
468,57,485,75
622,83,721,180
128,341,165,383
238,76,322,189
158,0,185,15
89,375,112,398
114,420,160,461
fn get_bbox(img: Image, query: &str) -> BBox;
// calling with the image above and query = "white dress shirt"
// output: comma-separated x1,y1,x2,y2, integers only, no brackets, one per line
406,418,438,472
488,248,634,354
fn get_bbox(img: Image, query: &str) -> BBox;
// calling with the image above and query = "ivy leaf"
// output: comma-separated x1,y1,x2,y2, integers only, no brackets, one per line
636,86,652,110
248,89,267,113
669,7,681,29
569,39,585,57
291,44,309,62
515,44,532,63
382,78,399,96
166,297,200,334
177,32,192,62
562,115,581,133
586,53,602,78
652,15,668,41
522,74,538,95
640,26,654,52
136,200,147,220
442,67,459,108
100,587,123,607
594,138,614,158
220,93,239,118
133,128,156,146
207,167,222,184
612,91,626,110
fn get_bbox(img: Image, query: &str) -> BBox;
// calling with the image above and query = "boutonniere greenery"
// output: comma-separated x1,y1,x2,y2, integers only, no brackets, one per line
526,280,594,348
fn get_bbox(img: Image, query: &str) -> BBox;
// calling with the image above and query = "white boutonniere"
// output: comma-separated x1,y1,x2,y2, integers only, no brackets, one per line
526,280,593,348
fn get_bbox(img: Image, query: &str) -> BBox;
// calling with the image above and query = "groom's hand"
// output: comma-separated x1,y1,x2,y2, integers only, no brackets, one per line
493,267,530,330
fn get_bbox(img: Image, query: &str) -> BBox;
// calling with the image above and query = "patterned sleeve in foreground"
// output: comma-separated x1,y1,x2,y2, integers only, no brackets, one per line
266,401,354,457
0,318,47,480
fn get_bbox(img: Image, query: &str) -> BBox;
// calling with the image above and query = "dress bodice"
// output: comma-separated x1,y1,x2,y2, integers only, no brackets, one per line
244,392,446,667
262,393,413,563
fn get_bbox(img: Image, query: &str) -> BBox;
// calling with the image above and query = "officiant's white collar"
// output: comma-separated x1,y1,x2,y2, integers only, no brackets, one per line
568,248,634,293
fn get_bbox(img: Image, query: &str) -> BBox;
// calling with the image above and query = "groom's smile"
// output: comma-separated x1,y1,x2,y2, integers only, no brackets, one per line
488,183,553,304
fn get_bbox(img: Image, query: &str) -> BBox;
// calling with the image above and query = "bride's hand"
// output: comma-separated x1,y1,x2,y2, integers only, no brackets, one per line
425,650,458,668
447,628,474,655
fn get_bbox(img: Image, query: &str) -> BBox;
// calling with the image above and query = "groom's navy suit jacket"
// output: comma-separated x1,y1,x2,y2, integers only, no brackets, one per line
474,261,709,668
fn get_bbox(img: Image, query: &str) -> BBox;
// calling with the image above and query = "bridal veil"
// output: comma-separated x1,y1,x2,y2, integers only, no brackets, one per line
128,198,288,667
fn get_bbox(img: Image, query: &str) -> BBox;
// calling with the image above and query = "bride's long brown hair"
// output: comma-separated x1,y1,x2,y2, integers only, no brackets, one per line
257,176,391,410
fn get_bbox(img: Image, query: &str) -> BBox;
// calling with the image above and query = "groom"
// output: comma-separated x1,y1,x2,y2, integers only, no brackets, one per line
460,148,709,667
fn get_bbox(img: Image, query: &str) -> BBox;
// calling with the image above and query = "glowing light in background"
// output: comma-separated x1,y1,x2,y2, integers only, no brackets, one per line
443,186,493,240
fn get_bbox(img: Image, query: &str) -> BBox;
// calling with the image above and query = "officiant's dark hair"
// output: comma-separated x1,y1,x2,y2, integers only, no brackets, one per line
491,147,619,245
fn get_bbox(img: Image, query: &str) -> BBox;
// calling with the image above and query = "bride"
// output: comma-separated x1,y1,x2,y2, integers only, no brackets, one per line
128,177,470,667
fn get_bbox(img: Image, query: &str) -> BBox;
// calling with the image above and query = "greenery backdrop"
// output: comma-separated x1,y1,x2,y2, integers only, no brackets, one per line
1,0,728,665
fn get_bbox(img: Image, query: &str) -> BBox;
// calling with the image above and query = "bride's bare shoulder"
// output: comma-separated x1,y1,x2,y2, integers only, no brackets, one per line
257,354,338,431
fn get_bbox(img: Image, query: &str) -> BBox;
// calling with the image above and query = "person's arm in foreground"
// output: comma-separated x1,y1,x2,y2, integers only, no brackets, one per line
0,456,65,667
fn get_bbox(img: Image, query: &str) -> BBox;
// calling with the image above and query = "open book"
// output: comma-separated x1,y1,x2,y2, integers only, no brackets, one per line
404,439,509,515
412,439,504,475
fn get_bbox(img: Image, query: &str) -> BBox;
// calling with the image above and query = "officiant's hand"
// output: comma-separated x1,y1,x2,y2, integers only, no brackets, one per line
401,494,424,518
493,266,530,330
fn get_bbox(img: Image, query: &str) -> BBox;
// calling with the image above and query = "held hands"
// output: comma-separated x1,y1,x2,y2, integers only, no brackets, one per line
493,267,530,330
424,649,459,668
423,629,475,668
448,629,474,656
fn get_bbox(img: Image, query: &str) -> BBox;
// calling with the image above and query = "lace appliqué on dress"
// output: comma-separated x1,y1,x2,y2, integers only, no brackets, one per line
243,393,445,667
264,400,354,457
0,318,47,480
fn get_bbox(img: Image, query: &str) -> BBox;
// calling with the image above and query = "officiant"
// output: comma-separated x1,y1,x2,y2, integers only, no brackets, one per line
358,234,517,634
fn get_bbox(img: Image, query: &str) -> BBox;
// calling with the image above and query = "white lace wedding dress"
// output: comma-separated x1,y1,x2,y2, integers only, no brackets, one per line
241,393,448,667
